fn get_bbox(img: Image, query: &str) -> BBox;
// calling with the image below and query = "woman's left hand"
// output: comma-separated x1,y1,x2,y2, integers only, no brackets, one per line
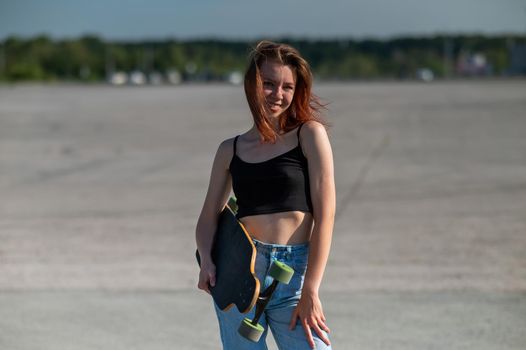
289,291,331,348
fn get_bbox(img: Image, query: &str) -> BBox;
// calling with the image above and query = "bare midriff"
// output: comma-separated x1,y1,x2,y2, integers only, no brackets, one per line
239,211,314,245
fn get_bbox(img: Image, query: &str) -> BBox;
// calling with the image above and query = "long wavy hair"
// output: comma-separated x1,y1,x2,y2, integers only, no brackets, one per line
244,40,327,143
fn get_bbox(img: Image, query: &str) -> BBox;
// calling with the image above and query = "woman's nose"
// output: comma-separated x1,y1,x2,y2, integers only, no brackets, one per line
273,86,283,98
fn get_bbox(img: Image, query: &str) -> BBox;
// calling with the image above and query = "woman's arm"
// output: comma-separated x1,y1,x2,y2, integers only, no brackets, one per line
195,138,234,293
290,121,335,348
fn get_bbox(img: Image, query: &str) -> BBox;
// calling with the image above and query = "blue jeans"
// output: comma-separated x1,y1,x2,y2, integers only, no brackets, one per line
214,239,332,349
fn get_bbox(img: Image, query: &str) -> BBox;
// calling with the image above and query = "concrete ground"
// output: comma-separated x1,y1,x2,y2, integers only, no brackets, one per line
0,80,525,349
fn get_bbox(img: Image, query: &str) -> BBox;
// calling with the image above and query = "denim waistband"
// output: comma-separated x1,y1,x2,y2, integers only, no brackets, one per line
252,238,309,253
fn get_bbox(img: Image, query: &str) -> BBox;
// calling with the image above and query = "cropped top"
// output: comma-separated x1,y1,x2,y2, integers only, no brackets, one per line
229,124,313,219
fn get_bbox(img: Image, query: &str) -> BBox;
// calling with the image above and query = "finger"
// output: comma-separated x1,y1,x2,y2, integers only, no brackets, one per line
209,273,216,287
197,284,209,295
197,281,210,294
301,319,315,349
318,317,331,333
289,309,299,330
197,281,204,290
312,321,331,347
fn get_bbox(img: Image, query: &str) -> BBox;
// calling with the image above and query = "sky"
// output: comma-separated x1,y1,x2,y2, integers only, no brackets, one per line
1,0,525,41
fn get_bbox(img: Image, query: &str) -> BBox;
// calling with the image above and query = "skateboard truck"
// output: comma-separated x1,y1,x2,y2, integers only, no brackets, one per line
238,260,294,342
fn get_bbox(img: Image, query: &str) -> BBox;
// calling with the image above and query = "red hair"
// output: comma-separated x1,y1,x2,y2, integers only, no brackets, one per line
244,40,327,143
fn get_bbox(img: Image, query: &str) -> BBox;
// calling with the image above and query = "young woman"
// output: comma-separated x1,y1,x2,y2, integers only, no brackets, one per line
196,40,335,349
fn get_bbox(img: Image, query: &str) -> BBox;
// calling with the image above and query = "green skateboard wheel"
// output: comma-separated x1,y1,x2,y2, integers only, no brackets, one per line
268,261,294,285
238,318,264,342
228,196,238,214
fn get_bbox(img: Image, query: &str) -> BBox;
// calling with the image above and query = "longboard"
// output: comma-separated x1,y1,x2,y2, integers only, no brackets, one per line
196,198,260,313
196,197,294,342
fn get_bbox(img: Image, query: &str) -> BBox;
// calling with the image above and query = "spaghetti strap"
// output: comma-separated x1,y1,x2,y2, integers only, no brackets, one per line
233,135,239,156
297,123,304,146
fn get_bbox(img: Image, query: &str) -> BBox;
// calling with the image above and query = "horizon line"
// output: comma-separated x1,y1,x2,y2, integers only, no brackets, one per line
2,30,526,43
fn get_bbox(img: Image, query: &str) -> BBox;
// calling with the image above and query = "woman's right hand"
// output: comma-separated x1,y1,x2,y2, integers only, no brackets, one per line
198,259,216,294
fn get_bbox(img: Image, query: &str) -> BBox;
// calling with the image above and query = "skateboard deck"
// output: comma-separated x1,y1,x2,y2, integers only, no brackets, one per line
196,199,260,313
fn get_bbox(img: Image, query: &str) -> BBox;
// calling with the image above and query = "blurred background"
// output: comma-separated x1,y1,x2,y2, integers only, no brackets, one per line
1,1,525,350
0,0,525,83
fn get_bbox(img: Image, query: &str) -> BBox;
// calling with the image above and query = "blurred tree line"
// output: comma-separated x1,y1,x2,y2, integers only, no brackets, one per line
0,34,524,82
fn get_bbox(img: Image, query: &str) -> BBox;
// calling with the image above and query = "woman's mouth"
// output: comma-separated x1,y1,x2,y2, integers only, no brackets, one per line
267,102,281,111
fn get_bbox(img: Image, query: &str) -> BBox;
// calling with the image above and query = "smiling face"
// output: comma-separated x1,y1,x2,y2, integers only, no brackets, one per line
243,40,317,142
259,60,296,119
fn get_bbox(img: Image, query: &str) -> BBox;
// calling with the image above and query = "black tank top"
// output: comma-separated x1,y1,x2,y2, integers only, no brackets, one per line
229,124,313,219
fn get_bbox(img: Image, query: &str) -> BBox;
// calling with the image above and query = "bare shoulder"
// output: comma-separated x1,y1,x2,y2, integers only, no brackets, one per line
299,121,330,146
218,136,236,153
298,121,332,164
302,120,327,132
214,136,236,168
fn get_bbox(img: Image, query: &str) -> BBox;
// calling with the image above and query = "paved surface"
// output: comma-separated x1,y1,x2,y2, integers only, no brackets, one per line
1,80,525,349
